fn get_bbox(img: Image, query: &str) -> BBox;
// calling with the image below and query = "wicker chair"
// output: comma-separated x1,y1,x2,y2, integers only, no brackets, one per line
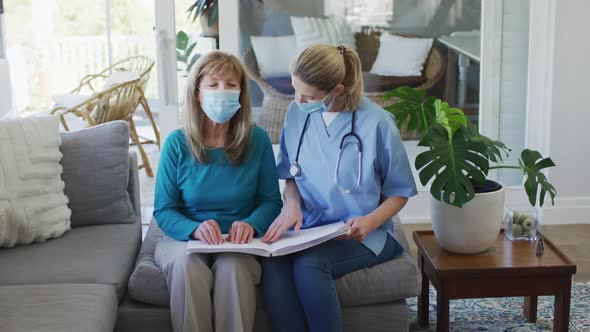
68,56,160,148
51,77,155,177
243,32,445,142
359,32,446,140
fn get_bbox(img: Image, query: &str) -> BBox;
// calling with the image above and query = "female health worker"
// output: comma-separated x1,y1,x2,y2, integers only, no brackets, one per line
261,44,418,332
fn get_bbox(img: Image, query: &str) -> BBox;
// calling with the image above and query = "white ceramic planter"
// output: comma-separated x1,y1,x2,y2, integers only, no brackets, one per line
430,183,505,254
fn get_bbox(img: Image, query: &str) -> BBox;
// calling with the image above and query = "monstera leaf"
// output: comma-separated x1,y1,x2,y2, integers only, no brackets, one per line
520,149,557,207
416,125,489,207
382,86,436,137
465,122,511,163
382,86,559,209
434,99,467,139
176,31,189,51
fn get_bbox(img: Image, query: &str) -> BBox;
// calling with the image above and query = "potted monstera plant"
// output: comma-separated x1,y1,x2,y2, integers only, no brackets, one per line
383,87,557,254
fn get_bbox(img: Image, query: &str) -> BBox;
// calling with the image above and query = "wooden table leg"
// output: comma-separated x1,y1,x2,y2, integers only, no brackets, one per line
553,284,572,332
524,296,538,322
418,254,430,328
436,286,449,332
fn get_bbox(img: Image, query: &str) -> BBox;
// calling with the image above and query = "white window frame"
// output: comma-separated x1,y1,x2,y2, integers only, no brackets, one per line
154,0,179,139
105,0,113,67
219,0,239,56
0,3,6,59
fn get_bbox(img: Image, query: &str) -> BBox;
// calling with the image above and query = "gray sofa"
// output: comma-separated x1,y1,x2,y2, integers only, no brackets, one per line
0,120,421,332
120,217,420,332
0,121,142,332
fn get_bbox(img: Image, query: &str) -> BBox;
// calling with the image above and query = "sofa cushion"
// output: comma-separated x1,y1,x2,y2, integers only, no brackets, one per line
370,34,434,77
128,218,168,306
251,35,297,79
60,120,137,227
129,217,419,307
290,16,356,53
335,252,418,306
362,72,426,93
264,76,295,95
0,284,118,332
264,74,426,95
116,297,173,332
0,222,141,301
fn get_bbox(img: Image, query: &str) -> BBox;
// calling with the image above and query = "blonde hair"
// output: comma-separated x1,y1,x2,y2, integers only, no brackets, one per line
291,44,363,111
184,51,253,165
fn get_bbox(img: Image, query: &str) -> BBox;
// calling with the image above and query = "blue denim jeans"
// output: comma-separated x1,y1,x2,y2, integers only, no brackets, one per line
262,234,404,332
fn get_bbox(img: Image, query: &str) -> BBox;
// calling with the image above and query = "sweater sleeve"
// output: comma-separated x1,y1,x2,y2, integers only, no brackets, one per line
153,133,201,241
242,129,283,236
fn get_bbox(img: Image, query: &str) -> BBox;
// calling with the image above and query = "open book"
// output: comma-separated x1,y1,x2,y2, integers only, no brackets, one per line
187,222,350,257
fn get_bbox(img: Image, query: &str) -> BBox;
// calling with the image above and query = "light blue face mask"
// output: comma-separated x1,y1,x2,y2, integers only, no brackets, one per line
295,88,336,114
201,89,241,124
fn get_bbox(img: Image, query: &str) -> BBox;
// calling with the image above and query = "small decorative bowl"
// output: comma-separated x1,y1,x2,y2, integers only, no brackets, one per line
504,207,539,241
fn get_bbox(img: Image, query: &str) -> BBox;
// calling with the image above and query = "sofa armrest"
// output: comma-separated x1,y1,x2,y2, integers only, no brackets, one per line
127,151,141,222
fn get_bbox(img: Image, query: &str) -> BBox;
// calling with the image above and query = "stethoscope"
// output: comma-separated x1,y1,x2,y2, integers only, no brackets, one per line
289,111,363,194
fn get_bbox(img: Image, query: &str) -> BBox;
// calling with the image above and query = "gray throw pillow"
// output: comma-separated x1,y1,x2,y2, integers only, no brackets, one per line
59,121,137,226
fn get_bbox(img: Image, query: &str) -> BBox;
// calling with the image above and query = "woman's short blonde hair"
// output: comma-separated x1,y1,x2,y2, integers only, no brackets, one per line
184,51,253,165
291,44,364,111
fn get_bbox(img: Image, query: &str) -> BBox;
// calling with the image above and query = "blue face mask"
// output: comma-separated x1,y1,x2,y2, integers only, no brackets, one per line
201,90,241,124
295,89,336,114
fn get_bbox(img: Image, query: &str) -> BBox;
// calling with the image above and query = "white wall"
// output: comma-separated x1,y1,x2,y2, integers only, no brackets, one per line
540,0,590,224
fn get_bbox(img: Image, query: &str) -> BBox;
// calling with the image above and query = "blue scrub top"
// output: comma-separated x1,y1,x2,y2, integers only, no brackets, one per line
277,97,418,255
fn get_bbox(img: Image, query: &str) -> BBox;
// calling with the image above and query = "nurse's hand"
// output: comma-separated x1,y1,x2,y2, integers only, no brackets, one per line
227,221,255,244
262,202,303,243
192,220,224,245
346,216,378,242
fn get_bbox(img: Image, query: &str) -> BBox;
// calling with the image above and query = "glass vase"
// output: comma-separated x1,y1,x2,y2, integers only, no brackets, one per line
504,207,539,241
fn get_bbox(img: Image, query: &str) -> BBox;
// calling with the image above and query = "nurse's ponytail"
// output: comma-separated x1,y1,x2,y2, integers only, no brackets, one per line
340,46,364,111
291,44,364,111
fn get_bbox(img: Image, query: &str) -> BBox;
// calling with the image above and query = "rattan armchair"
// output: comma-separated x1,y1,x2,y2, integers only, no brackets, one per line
51,77,155,177
242,47,293,144
68,56,160,148
243,32,445,142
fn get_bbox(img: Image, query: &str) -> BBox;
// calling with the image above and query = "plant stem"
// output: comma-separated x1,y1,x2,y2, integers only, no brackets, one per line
489,165,522,170
420,100,429,131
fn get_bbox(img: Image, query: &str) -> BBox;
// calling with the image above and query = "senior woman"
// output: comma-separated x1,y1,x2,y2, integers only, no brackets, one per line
153,51,282,332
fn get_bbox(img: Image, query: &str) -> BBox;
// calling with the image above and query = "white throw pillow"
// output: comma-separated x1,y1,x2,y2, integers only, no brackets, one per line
102,70,139,90
51,94,90,109
290,16,356,53
0,116,72,247
370,34,434,77
250,35,297,79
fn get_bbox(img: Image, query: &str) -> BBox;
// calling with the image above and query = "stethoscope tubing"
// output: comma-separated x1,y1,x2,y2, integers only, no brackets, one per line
291,111,362,193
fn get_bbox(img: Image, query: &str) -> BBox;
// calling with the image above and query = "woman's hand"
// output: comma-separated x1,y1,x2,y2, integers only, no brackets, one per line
262,202,303,243
345,215,379,242
227,221,255,244
192,219,224,245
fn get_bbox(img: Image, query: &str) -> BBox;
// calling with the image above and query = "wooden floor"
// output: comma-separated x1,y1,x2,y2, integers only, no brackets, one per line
402,224,590,283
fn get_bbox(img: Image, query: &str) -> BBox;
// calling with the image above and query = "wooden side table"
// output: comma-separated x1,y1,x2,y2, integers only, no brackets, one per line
413,230,576,332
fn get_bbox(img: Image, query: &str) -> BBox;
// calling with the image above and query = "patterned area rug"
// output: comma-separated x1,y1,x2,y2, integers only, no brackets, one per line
407,282,590,331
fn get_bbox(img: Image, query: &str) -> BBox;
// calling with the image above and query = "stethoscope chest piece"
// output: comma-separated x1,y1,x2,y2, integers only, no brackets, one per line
289,163,301,177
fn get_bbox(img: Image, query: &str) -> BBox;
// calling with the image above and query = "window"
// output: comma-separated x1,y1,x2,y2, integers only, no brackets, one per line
0,0,5,58
4,0,158,113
